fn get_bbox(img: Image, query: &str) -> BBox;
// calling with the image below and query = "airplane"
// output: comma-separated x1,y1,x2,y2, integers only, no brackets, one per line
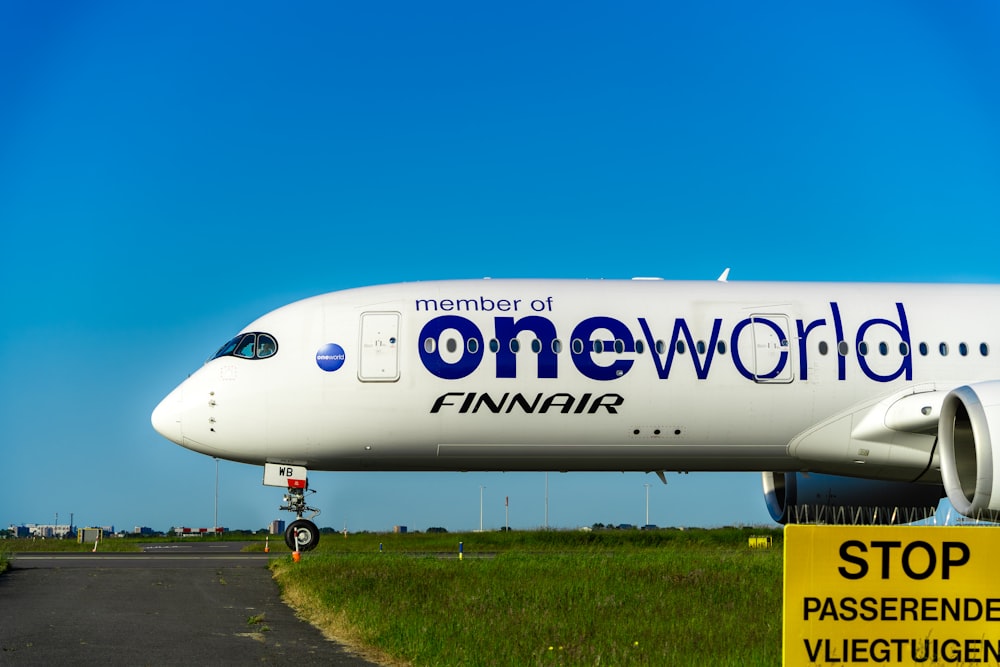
151,275,1000,550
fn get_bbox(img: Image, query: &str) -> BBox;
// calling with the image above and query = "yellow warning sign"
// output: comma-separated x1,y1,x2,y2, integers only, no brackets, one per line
784,525,1000,665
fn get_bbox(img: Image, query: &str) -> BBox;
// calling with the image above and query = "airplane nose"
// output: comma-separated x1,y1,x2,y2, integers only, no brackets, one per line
151,387,184,445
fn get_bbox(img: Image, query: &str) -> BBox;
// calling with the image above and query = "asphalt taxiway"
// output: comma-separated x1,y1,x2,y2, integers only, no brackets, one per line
0,542,382,665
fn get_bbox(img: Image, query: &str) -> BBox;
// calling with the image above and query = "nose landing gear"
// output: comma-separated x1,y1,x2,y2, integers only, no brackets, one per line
281,486,321,551
264,463,321,551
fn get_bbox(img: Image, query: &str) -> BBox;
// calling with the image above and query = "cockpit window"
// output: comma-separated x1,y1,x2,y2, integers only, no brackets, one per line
256,334,277,358
235,334,256,358
213,336,241,359
210,332,278,361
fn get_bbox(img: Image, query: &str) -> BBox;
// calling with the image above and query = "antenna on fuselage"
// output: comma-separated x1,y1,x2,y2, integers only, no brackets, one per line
717,268,731,282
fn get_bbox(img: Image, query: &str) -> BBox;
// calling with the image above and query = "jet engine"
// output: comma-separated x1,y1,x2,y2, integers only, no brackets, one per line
938,381,1000,521
762,471,943,525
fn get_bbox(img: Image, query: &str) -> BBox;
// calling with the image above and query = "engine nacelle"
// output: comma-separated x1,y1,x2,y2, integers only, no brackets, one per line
762,471,942,525
939,381,1000,521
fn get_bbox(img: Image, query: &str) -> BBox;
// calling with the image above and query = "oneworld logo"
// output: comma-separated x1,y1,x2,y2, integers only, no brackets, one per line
416,302,912,384
316,343,346,372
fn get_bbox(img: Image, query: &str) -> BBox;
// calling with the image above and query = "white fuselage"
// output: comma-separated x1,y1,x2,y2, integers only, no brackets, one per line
151,279,1000,489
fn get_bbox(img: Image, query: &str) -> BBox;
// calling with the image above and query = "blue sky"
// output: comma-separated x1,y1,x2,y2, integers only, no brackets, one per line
2,2,998,534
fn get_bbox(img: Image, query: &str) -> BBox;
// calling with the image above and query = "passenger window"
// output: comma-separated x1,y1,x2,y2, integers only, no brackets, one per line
717,341,727,355
614,339,625,354
468,339,479,354
423,338,436,354
981,343,990,356
939,343,949,356
878,342,888,356
899,342,909,356
959,343,969,357
818,341,829,355
552,339,563,354
858,342,868,356
676,341,686,354
571,339,584,354
531,339,542,354
446,338,458,354
635,340,644,354
489,339,500,353
919,342,929,356
838,341,849,356
696,341,707,354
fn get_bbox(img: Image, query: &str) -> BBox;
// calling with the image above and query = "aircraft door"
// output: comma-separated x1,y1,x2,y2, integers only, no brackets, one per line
359,312,400,382
747,313,794,383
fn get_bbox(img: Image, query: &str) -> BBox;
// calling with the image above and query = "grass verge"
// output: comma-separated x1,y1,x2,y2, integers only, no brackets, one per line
0,538,143,553
271,528,782,666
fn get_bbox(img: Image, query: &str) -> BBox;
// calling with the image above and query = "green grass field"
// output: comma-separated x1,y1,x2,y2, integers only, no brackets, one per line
270,528,784,666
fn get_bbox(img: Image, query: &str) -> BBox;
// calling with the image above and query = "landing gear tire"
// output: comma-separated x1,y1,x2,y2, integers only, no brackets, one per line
285,519,319,552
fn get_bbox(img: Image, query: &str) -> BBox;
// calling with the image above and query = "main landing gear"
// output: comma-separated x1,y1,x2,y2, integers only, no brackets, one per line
264,463,321,551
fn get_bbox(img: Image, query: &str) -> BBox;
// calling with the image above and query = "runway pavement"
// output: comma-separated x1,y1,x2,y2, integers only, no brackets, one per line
0,542,384,665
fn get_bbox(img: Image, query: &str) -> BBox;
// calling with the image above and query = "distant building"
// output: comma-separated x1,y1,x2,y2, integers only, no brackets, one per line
269,520,286,535
173,527,225,536
393,525,407,534
133,526,155,535
15,524,73,538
